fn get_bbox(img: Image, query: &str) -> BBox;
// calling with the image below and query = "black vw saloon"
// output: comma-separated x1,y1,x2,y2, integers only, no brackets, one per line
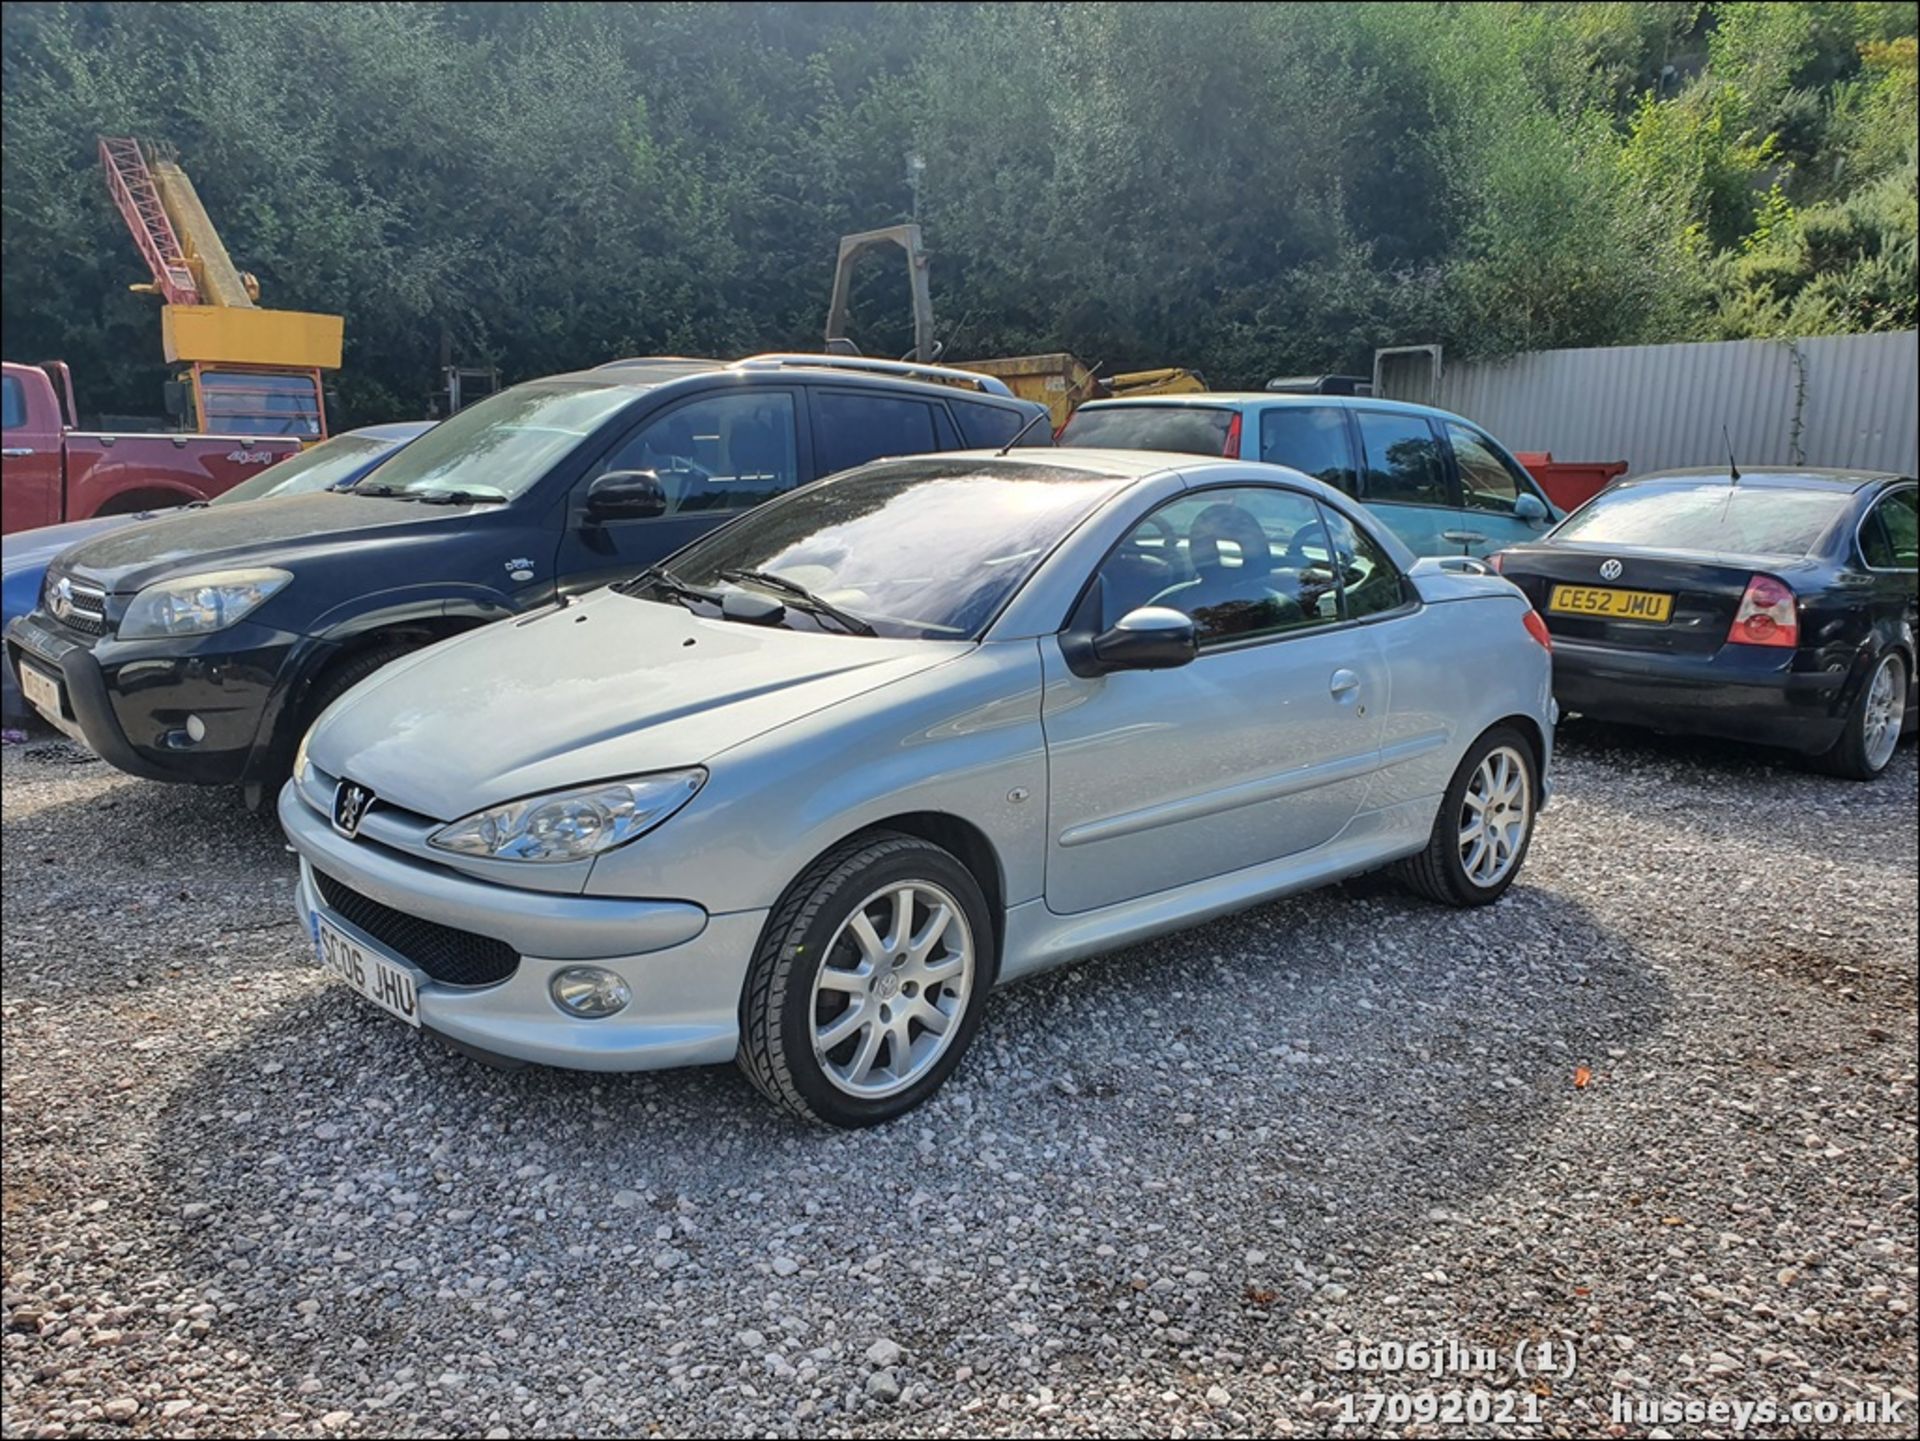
1494,468,1917,779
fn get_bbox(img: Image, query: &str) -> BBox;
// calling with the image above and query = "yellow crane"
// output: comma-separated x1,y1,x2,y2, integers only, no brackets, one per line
100,137,343,440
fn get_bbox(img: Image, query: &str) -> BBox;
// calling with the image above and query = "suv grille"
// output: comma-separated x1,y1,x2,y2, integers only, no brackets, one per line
44,572,108,637
313,870,520,988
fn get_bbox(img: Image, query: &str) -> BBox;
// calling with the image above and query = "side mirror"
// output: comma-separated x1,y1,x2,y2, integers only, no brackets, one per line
1090,606,1198,673
1514,492,1550,525
586,469,666,522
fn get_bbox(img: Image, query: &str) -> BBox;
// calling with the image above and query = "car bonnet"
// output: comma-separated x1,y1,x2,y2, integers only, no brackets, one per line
304,588,962,818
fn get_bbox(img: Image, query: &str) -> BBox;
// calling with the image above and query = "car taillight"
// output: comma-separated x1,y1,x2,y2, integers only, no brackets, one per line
1221,412,1242,458
1728,574,1798,648
1488,551,1506,574
1523,608,1552,652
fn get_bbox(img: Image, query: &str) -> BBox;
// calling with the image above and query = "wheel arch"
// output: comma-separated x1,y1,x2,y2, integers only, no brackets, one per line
800,811,1008,964
91,485,202,517
1492,712,1548,773
247,609,500,788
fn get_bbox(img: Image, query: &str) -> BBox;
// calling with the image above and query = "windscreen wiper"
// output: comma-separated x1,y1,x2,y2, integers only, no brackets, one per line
413,489,508,506
621,564,720,609
348,482,420,501
719,568,877,637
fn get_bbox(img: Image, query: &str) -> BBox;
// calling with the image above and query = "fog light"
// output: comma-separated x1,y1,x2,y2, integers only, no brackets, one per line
549,966,630,1018
185,714,207,743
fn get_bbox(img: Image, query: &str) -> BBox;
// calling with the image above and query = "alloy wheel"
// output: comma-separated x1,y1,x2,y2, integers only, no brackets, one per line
1459,745,1533,889
1863,655,1905,772
809,881,976,1099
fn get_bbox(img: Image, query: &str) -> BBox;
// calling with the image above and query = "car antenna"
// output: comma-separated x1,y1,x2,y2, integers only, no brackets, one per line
1724,425,1741,484
997,407,1054,455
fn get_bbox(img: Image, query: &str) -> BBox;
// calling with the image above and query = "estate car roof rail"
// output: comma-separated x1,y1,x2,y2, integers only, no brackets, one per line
731,353,1015,397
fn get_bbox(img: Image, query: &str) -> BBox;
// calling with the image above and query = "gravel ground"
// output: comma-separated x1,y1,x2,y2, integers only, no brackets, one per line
2,726,1914,1439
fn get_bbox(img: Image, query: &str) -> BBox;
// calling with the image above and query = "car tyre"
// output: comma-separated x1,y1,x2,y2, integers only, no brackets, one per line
738,831,994,1128
242,644,415,813
1397,724,1539,907
1807,650,1908,781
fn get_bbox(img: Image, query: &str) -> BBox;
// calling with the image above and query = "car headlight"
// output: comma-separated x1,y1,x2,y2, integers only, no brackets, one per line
428,769,706,863
292,729,313,790
118,568,292,639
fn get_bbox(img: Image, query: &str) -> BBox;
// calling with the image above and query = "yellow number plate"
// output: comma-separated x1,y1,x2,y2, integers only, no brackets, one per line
1548,584,1673,622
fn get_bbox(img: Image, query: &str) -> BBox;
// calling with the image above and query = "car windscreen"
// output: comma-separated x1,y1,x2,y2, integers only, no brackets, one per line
1554,483,1852,557
212,433,398,506
1057,405,1236,456
347,382,638,501
630,460,1127,640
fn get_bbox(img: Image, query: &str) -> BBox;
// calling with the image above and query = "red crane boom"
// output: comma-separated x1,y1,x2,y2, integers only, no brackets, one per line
98,136,200,305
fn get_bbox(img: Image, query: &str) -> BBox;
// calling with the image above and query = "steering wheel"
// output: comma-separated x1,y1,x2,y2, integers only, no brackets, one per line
1282,521,1334,572
1130,512,1181,568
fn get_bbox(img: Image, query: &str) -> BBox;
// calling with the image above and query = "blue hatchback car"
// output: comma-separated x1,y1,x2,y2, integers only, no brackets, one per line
1058,394,1561,559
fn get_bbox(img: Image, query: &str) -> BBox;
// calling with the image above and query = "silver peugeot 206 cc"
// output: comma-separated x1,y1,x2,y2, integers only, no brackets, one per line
281,449,1556,1125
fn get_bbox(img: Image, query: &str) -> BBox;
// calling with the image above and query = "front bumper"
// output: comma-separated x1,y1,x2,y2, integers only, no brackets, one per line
1552,639,1851,753
5,608,302,785
279,780,763,1071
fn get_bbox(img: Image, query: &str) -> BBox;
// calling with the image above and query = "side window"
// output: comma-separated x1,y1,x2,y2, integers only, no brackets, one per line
1862,487,1919,569
1258,406,1358,493
811,391,940,476
1,375,25,431
1447,423,1528,515
592,391,799,516
1355,411,1450,508
950,400,1037,449
1318,506,1411,620
1096,486,1342,644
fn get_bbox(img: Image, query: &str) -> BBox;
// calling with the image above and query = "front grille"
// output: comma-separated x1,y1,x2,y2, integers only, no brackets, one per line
313,870,520,988
44,572,108,637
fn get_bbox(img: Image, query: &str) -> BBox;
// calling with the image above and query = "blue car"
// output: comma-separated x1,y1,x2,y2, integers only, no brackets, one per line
2,421,432,728
1058,393,1562,560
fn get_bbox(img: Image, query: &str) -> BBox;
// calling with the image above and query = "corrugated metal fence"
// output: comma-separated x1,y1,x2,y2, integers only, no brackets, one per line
1374,331,1918,476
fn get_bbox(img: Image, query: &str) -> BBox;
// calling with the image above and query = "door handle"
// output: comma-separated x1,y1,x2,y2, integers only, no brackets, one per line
1,448,36,458
1329,669,1362,698
1441,529,1486,546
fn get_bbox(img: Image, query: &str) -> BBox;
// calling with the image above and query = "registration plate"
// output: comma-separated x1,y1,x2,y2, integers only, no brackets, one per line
19,661,63,720
1548,584,1673,622
313,913,422,1028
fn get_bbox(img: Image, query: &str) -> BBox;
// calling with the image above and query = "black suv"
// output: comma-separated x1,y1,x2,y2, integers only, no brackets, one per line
5,355,1047,806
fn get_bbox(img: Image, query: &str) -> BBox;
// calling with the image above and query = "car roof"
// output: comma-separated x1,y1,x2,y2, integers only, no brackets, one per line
346,421,437,443
1071,391,1477,426
550,354,1037,409
1618,467,1911,493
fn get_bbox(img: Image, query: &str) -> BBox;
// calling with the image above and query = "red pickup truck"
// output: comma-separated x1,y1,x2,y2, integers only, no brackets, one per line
1,360,300,536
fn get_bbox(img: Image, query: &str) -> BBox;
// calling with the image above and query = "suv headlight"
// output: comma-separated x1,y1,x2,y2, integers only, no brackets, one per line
428,769,706,863
118,568,292,639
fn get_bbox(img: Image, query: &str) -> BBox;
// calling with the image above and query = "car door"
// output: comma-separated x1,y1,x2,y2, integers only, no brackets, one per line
1351,408,1460,558
553,387,805,596
1858,482,1919,696
1442,420,1557,557
2,369,63,535
1040,483,1390,915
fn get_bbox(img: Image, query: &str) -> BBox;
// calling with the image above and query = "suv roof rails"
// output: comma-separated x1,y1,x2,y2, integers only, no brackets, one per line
732,353,1014,398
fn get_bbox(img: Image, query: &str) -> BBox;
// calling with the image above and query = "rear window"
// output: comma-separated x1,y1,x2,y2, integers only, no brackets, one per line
1,375,24,430
1555,483,1852,558
1058,405,1236,457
